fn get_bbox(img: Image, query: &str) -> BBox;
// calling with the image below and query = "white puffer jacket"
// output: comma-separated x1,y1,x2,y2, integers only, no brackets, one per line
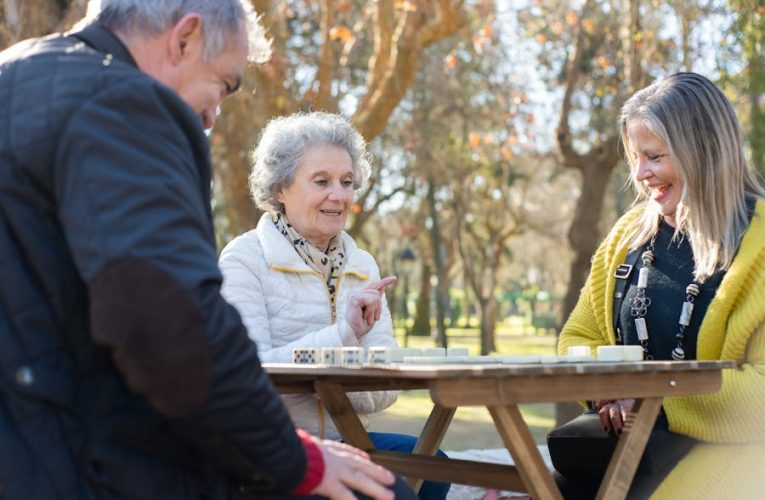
219,214,398,440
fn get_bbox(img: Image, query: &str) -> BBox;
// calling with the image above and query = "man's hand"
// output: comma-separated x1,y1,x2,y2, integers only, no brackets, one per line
311,439,396,500
344,276,397,339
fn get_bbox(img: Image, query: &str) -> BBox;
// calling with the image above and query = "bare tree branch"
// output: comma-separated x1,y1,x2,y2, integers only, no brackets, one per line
623,0,647,91
339,9,371,70
353,0,465,140
346,178,407,238
420,0,465,45
314,0,337,111
555,0,594,170
357,0,395,114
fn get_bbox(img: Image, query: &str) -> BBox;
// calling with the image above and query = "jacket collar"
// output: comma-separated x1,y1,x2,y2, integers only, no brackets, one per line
255,214,369,277
70,23,137,68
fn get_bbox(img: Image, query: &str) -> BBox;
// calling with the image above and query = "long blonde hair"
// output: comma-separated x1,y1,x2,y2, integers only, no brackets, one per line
620,72,765,282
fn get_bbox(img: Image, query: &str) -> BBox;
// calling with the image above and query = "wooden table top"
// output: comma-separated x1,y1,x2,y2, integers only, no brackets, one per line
264,359,735,379
265,360,735,404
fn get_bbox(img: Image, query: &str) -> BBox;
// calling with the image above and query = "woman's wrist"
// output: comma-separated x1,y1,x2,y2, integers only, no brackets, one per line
338,319,360,345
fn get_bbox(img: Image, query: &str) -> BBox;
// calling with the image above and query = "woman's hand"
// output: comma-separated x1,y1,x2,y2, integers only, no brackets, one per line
345,276,396,339
311,438,396,500
595,399,636,435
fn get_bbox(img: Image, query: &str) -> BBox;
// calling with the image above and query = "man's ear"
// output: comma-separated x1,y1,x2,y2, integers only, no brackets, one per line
168,13,203,65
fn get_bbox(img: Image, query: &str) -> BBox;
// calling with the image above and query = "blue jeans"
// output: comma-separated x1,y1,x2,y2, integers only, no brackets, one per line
368,432,451,500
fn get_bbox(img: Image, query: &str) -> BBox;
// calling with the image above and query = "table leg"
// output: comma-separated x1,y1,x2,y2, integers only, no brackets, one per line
406,404,456,492
596,397,663,500
489,404,562,500
314,381,373,450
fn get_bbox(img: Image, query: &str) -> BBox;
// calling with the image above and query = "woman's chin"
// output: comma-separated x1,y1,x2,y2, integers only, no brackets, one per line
651,197,678,217
657,207,678,226
316,222,345,239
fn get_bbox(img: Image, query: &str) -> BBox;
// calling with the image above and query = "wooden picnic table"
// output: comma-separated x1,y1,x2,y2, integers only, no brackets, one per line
264,360,733,499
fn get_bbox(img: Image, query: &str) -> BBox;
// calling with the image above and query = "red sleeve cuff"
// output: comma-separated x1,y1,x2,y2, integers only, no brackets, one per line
291,429,325,496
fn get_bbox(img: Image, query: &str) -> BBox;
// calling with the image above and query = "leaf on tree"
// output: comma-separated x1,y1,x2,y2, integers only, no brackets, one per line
330,25,352,43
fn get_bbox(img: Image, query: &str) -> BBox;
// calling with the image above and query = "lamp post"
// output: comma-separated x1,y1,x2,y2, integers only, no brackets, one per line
398,247,416,347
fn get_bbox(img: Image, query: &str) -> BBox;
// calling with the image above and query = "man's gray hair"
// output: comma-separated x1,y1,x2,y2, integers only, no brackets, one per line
250,112,373,214
85,0,271,63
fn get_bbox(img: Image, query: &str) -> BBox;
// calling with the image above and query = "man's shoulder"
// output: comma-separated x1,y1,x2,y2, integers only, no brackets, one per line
0,33,64,65
3,32,125,73
1,32,176,105
0,32,155,115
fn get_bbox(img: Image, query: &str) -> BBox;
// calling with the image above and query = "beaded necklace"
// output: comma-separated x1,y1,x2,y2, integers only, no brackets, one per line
628,235,701,361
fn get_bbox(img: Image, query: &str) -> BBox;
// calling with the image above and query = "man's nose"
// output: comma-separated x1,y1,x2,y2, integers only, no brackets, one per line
201,108,216,130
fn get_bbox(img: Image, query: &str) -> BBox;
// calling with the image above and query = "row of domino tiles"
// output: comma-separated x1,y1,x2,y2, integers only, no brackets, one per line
290,345,645,365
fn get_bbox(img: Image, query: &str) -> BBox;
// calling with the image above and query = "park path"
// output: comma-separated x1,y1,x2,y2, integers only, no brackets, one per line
442,446,552,499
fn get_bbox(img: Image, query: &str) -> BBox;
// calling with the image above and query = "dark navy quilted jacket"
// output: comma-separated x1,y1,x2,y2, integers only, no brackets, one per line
0,24,305,499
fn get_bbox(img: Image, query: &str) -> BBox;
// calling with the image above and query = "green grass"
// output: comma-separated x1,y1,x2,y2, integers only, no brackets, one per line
371,329,559,450
396,326,558,356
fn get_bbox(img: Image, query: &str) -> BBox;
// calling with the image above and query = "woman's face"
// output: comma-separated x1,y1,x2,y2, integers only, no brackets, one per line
627,120,683,226
277,144,355,250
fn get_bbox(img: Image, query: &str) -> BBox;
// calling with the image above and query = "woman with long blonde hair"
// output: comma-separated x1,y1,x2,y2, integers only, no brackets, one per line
555,72,765,498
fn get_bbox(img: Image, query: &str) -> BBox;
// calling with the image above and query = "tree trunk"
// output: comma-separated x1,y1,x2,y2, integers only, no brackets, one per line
477,296,497,355
410,262,431,336
560,162,615,322
461,285,472,328
1,0,85,50
427,176,449,348
487,295,497,353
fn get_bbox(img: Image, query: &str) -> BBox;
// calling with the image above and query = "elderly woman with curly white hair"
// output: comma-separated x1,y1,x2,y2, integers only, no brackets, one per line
219,112,450,500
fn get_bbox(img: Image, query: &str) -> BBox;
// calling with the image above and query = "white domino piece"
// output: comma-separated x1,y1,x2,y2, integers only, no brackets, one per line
567,346,592,357
389,348,422,363
566,346,594,362
292,347,319,364
422,347,446,357
622,345,644,362
341,347,365,365
501,355,541,364
321,347,342,365
446,347,469,357
596,345,623,362
366,346,389,364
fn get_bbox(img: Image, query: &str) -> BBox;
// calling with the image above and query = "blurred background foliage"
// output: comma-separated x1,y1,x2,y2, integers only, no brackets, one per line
3,0,764,358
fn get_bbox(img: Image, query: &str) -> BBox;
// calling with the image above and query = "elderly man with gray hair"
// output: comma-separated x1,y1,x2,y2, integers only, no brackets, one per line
0,1,413,499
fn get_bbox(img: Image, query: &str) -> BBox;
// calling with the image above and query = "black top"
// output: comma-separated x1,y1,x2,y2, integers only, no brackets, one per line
618,197,756,360
618,223,725,360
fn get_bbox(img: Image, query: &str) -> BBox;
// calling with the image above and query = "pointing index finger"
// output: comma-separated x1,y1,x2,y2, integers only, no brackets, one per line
366,275,397,292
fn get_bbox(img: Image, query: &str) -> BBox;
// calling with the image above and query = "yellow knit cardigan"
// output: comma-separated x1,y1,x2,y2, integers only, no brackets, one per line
559,199,765,499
